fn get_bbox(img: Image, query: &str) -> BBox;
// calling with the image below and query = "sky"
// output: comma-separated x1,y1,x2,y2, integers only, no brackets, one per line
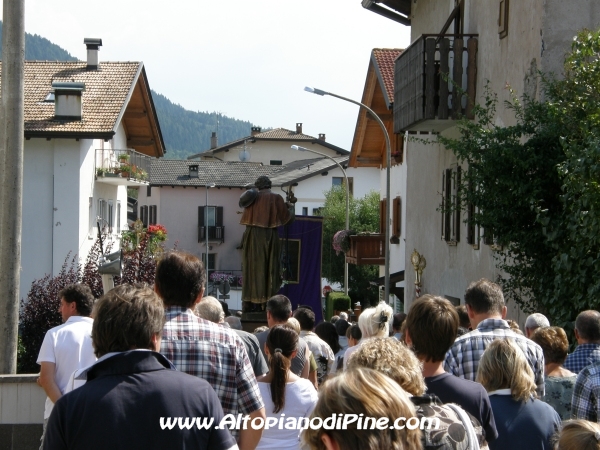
1,0,411,150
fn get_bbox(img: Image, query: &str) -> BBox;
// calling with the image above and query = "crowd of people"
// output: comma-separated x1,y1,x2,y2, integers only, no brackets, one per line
35,251,600,450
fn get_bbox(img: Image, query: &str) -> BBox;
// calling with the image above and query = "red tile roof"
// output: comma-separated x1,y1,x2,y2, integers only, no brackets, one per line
372,49,403,105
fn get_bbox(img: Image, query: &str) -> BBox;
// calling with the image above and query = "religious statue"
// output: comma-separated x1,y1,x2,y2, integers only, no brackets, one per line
239,176,294,311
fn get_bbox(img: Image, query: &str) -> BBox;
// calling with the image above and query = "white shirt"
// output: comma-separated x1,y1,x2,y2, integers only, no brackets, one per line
36,316,96,418
257,378,318,450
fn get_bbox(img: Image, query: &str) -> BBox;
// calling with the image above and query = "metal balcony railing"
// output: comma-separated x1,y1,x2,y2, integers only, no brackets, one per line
394,34,478,133
198,226,225,243
95,148,153,181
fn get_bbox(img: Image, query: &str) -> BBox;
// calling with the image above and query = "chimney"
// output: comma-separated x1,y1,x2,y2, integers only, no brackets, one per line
189,164,199,178
210,132,218,149
319,133,326,141
251,126,262,136
296,123,303,134
83,38,102,70
52,82,85,120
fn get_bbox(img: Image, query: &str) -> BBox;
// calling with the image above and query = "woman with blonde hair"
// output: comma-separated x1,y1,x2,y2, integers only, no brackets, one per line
477,339,560,450
343,301,392,369
556,420,600,450
302,367,422,450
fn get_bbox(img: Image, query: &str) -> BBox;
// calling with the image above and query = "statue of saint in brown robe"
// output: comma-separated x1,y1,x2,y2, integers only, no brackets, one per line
239,177,293,309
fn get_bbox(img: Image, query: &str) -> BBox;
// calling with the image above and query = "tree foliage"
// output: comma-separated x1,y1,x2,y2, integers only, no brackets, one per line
321,187,380,307
18,227,170,373
437,28,600,327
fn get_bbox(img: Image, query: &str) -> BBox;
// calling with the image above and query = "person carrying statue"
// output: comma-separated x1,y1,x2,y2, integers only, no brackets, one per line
239,176,294,311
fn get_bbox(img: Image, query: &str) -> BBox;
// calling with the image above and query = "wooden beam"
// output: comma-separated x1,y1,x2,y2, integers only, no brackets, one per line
124,110,148,119
367,113,392,121
127,138,155,146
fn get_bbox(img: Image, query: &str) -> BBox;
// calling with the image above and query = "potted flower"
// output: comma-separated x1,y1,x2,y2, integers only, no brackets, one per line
118,153,130,163
120,164,131,178
96,167,107,177
332,229,355,255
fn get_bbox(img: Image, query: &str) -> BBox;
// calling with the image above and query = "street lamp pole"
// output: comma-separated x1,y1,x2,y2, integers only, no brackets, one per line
291,145,349,295
304,86,392,302
205,183,216,284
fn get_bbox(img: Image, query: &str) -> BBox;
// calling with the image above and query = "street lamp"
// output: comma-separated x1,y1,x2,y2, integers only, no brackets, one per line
291,144,350,295
205,182,216,283
304,86,392,303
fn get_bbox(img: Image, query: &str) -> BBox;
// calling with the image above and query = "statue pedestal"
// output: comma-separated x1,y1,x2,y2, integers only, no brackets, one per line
240,311,268,333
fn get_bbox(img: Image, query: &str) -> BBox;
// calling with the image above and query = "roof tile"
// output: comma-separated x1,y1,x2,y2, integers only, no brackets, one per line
0,61,140,135
372,49,403,105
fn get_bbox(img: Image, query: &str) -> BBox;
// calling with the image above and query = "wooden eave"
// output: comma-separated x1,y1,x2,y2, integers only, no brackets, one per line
117,66,165,157
349,59,394,168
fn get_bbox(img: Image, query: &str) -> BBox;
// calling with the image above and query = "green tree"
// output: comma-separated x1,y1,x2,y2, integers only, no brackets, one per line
321,187,380,306
436,28,600,328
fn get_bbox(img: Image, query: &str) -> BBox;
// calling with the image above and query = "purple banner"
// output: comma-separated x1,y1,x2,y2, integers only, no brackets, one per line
278,216,323,323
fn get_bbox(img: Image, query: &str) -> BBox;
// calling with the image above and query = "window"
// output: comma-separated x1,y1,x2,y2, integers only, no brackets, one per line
332,177,354,196
302,207,308,216
270,160,282,165
198,206,225,243
108,200,114,233
97,199,108,231
140,205,157,228
202,253,216,273
441,166,461,244
117,201,121,233
312,207,322,216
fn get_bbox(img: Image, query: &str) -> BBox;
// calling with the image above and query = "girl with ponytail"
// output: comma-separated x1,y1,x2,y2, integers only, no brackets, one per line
256,325,318,450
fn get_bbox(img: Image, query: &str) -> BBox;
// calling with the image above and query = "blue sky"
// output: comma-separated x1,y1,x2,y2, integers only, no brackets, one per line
2,0,411,149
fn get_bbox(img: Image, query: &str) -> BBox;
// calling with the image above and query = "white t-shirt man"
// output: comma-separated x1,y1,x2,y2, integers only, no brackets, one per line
37,316,96,419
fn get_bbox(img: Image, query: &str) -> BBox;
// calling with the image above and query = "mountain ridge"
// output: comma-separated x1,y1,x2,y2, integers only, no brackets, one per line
0,21,255,159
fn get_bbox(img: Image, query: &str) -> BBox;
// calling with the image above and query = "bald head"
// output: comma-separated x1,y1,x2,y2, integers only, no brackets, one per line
575,310,600,343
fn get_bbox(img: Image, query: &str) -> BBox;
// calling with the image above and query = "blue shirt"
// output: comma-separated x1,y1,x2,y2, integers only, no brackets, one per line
564,343,600,374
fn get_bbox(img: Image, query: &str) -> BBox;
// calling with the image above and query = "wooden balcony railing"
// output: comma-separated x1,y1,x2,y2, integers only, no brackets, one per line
345,234,385,266
394,34,478,133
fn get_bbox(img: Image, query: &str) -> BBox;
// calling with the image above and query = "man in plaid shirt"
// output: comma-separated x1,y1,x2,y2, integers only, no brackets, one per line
572,360,600,421
157,251,265,450
443,279,545,397
564,310,600,374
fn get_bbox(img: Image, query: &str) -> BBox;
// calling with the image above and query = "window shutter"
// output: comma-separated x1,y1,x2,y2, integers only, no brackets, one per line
393,196,401,237
441,171,446,240
454,166,461,242
198,206,205,242
444,169,452,241
150,205,157,225
216,206,224,227
141,205,149,227
379,199,387,235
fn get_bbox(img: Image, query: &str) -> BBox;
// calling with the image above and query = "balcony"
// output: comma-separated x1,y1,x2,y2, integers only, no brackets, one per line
95,148,154,186
198,226,225,244
345,234,385,266
394,34,478,133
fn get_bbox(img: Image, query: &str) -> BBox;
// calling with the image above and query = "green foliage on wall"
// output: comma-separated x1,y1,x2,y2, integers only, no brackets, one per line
437,28,600,328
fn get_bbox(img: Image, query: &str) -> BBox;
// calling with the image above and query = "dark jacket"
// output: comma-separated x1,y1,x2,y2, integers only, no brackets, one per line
43,351,236,450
